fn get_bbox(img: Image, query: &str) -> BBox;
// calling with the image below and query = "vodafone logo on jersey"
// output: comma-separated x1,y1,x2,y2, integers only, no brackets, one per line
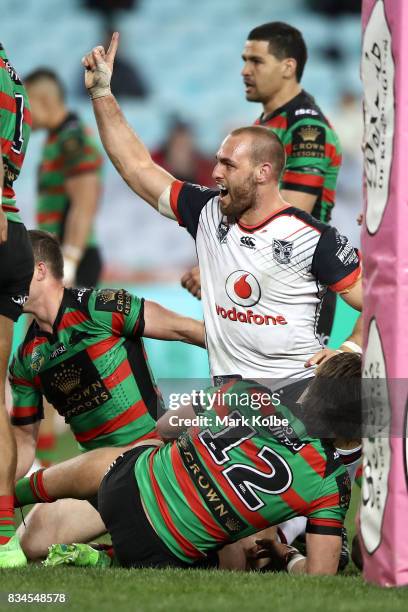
225,271,261,307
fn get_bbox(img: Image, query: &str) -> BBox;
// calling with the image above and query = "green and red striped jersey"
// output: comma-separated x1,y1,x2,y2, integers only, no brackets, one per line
135,379,351,563
9,287,162,451
255,90,341,223
0,43,31,222
37,112,103,246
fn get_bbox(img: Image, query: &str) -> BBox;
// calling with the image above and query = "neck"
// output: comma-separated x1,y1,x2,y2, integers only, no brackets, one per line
48,105,69,131
238,186,289,226
28,284,65,334
262,82,302,117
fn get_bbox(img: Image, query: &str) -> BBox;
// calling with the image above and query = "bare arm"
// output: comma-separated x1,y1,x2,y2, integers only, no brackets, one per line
13,422,40,480
281,189,316,214
156,402,196,441
82,33,174,209
143,301,205,347
62,172,101,283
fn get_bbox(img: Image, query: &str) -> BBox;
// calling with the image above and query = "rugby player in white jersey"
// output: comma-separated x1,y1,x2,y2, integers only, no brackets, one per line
81,33,362,390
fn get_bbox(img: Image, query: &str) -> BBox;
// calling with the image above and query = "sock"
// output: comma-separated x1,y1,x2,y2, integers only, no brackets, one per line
0,495,16,544
14,469,55,508
277,516,307,545
36,433,56,467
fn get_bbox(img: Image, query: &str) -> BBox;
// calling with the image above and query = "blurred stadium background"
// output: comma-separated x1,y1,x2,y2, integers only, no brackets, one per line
4,0,362,378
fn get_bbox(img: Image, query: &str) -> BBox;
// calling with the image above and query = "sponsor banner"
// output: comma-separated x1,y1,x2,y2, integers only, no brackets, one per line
361,0,408,586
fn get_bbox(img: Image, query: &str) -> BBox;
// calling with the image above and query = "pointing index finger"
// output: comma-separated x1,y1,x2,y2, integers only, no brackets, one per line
106,31,119,63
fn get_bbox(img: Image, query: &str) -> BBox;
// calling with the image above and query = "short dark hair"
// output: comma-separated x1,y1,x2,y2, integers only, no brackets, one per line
24,68,65,100
230,126,286,180
247,22,308,82
301,352,362,441
28,230,64,280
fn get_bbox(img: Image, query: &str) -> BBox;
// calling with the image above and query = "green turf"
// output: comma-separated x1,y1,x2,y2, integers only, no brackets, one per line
0,566,407,612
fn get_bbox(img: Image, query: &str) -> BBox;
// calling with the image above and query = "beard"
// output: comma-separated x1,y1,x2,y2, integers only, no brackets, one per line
220,177,257,218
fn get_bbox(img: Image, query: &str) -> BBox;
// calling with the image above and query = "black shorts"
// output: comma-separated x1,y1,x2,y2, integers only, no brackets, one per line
0,221,34,322
98,445,192,569
76,246,102,287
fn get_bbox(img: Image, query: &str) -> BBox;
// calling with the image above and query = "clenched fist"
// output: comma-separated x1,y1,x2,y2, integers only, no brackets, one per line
82,32,119,99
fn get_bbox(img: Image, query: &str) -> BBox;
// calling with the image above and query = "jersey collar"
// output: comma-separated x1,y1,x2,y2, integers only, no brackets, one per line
237,203,291,233
258,89,314,124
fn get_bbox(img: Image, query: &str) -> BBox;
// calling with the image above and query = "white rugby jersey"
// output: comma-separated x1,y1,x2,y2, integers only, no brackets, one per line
160,181,361,382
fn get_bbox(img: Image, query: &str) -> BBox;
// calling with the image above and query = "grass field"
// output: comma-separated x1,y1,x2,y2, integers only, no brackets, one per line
1,433,407,612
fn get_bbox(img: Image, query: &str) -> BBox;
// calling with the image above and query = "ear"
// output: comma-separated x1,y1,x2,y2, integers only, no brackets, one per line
282,57,297,80
36,261,48,281
256,162,274,184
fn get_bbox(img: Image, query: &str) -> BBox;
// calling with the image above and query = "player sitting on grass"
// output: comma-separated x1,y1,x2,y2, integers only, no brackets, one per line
10,230,205,560
16,352,361,575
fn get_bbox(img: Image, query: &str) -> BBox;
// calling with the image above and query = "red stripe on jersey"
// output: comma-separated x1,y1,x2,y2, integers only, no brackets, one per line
322,187,335,205
22,336,48,358
171,445,227,541
37,211,64,224
284,144,293,156
38,185,66,195
0,91,15,113
40,159,65,173
74,399,149,443
282,170,324,188
111,312,124,335
241,440,307,514
195,438,269,530
11,406,38,418
299,445,326,478
103,359,132,390
325,143,341,166
308,492,339,513
329,264,361,293
59,310,88,330
86,336,121,360
148,451,204,559
308,518,342,528
10,376,33,388
66,159,102,176
169,180,184,225
261,116,288,130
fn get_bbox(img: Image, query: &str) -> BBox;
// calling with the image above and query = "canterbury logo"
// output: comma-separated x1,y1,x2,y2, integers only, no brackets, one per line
240,236,256,249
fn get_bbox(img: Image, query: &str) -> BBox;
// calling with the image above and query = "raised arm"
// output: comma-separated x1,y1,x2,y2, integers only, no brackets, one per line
82,33,174,209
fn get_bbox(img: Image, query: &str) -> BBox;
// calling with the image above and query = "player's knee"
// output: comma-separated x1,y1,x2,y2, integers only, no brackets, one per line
18,502,61,560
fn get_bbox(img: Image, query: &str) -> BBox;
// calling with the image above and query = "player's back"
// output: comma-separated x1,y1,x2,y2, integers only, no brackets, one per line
135,379,350,564
0,44,31,222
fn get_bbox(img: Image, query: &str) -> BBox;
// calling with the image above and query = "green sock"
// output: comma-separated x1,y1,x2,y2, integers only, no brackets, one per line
14,469,55,507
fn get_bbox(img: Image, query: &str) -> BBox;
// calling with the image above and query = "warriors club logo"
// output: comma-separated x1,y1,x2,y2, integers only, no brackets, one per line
225,271,261,307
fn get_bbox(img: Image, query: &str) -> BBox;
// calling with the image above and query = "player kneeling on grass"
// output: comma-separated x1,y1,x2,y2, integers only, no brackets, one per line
10,230,205,560
16,353,360,575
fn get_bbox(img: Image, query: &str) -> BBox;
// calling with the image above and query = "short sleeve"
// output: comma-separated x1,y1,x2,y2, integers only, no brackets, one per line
9,355,44,426
280,120,340,197
312,226,361,292
59,126,102,177
306,470,351,537
159,180,218,239
88,288,145,338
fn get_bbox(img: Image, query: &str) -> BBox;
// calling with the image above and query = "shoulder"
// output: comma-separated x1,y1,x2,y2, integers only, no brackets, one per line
65,287,94,312
276,206,328,235
286,91,331,130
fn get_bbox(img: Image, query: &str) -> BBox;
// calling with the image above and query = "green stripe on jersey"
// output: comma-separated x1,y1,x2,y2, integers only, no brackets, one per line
136,380,349,563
